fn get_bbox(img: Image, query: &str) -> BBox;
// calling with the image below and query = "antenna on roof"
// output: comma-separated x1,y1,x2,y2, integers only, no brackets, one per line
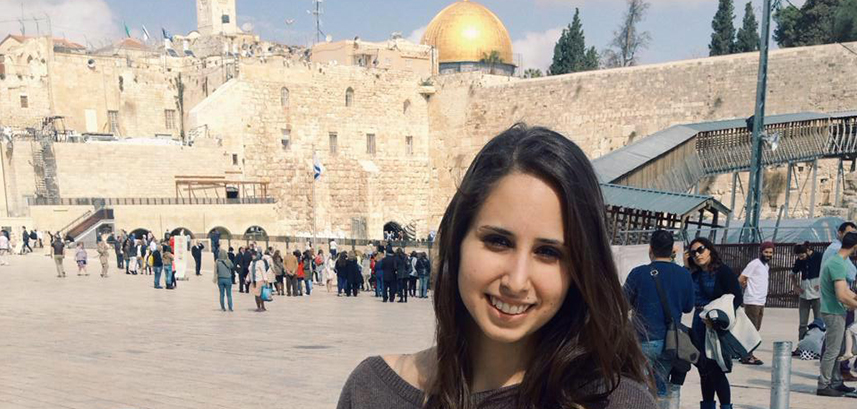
307,0,325,45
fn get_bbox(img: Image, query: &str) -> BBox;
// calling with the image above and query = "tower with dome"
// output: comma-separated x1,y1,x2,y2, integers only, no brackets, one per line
421,0,517,76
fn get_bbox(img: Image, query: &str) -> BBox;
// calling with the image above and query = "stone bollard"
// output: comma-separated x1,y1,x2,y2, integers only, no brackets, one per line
770,341,793,409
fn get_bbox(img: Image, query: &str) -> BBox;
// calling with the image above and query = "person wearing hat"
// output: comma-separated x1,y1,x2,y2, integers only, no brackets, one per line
738,241,774,365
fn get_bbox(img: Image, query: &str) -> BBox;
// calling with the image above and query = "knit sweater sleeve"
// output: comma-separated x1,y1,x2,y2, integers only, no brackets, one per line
603,378,657,409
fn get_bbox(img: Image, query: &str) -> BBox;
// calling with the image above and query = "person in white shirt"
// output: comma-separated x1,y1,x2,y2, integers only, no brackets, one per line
0,232,9,265
739,241,774,365
329,239,338,257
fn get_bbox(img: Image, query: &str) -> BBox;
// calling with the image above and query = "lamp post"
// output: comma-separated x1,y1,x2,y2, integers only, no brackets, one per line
741,0,776,244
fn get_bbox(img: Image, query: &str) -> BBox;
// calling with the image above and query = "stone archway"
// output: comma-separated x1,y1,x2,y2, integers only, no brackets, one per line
170,227,195,239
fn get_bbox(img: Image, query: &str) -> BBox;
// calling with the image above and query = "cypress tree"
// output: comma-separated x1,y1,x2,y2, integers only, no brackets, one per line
736,2,760,52
709,0,736,56
550,9,599,75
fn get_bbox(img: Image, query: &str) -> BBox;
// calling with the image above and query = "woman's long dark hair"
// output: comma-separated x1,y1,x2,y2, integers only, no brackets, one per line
686,237,723,272
426,124,648,409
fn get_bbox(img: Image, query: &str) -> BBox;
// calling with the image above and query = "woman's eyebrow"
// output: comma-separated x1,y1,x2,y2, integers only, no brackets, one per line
477,225,564,246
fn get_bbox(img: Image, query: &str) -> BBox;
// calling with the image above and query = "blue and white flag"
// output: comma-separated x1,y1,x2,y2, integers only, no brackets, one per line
313,153,324,180
162,28,173,41
141,25,151,42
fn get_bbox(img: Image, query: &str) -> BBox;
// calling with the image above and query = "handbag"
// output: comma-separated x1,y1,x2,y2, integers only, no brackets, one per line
651,267,699,372
261,285,273,302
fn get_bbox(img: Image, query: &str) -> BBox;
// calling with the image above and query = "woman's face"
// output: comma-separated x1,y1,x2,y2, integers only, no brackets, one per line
690,242,711,267
458,172,571,345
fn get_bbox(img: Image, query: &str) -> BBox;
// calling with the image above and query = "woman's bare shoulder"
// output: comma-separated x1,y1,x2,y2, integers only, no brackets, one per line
382,347,437,392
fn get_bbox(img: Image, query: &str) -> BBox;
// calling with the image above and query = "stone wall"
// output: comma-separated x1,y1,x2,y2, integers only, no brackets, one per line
427,41,857,223
192,59,433,239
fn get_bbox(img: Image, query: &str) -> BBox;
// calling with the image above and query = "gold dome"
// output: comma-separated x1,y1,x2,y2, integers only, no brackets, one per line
421,0,514,65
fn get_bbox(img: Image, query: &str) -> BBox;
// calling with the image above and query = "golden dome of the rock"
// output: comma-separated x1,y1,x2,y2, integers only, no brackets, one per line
421,0,514,65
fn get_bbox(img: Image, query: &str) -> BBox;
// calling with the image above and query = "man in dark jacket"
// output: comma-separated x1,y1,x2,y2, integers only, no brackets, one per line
237,247,252,293
380,250,399,303
191,242,204,276
227,247,237,284
396,248,410,303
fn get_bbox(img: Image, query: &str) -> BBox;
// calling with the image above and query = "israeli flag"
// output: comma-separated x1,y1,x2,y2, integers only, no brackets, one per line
142,25,151,43
313,153,324,180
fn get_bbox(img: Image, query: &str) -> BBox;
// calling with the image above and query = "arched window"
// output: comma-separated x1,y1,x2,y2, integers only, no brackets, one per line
280,87,290,107
403,99,411,115
345,87,354,107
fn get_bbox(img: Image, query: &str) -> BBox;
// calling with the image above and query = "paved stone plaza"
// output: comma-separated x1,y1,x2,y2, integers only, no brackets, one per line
2,251,857,409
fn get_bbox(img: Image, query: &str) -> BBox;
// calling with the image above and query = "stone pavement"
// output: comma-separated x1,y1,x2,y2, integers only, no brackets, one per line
1,250,856,409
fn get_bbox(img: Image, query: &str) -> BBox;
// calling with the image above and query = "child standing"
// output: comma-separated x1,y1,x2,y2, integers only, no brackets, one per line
75,243,88,276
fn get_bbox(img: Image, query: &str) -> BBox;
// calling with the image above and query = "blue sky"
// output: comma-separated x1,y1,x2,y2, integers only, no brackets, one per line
0,0,801,71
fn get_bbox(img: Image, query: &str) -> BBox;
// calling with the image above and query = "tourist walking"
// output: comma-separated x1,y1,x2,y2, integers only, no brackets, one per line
361,251,372,292
817,232,857,397
74,243,88,276
249,250,269,311
301,250,313,295
329,239,338,257
396,248,410,303
686,237,743,409
52,234,65,277
315,249,326,284
151,242,163,288
336,252,348,296
822,222,857,382
191,242,204,276
214,248,234,311
113,231,124,271
97,235,110,278
0,232,9,266
337,125,654,409
162,244,175,290
623,230,694,399
227,247,236,283
416,252,431,298
345,251,362,296
285,249,299,296
210,229,221,263
21,227,32,254
123,236,133,274
792,242,823,343
738,241,773,366
325,251,336,292
379,249,398,302
408,251,418,297
237,247,251,293
272,250,285,296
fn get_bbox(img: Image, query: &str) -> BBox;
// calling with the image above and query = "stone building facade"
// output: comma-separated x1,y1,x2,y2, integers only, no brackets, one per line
1,27,856,239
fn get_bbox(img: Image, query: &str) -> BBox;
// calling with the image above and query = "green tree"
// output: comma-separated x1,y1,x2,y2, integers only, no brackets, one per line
549,8,599,75
603,0,651,68
773,4,801,47
523,68,543,78
736,2,760,52
479,50,503,75
710,0,736,56
834,0,857,42
774,0,855,47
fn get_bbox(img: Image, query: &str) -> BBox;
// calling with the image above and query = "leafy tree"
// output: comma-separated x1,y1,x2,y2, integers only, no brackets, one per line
523,68,543,78
774,0,856,47
834,0,857,42
603,0,651,68
736,2,760,52
710,0,736,56
549,8,599,75
479,50,503,75
773,4,801,47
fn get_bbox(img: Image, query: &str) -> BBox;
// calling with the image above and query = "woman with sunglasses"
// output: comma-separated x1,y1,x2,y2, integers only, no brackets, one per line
338,124,655,409
685,237,743,409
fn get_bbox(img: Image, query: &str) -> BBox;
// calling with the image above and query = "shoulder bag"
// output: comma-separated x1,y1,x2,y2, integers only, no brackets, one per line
651,267,699,372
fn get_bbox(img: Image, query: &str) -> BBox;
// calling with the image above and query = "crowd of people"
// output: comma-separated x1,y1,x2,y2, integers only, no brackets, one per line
622,221,857,407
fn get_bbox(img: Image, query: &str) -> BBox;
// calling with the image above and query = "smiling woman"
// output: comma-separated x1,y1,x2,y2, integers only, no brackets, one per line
337,124,656,409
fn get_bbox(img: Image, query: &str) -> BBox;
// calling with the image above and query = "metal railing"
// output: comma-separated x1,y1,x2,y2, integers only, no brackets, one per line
28,197,276,206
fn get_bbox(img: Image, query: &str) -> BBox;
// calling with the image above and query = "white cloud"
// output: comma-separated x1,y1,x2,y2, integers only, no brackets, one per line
0,0,119,47
512,27,564,72
407,25,427,44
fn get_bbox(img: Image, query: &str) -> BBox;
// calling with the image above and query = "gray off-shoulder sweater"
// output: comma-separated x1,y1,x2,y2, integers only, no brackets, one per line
337,356,657,409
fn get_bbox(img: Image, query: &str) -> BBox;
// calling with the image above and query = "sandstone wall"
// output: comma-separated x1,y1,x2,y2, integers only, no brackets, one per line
192,60,433,239
427,42,857,223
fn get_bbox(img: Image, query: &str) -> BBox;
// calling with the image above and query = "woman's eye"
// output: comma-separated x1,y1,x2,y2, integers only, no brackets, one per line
483,235,511,249
536,246,562,260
